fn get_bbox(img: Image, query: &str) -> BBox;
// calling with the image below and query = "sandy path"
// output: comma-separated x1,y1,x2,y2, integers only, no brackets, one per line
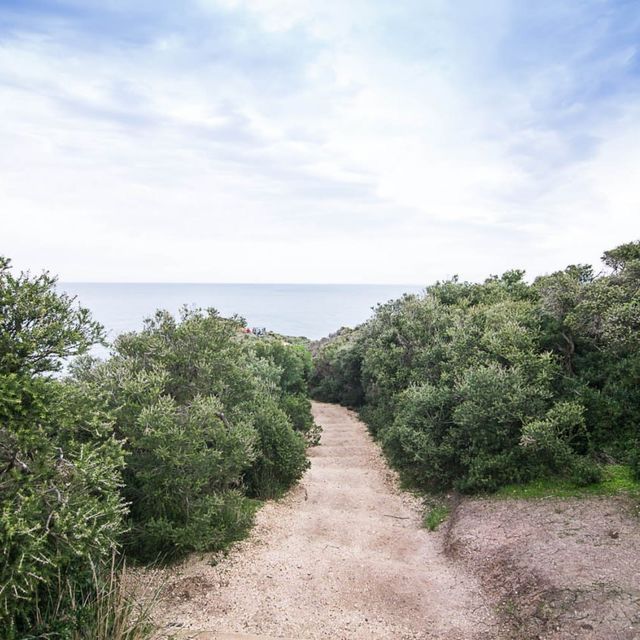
152,402,498,639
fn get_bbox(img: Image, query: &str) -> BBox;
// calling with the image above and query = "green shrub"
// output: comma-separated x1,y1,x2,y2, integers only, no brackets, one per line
0,258,127,638
115,393,258,560
520,401,601,485
279,393,314,433
72,308,311,560
312,244,640,494
254,339,312,396
310,328,364,406
381,384,458,490
253,337,316,434
244,399,309,499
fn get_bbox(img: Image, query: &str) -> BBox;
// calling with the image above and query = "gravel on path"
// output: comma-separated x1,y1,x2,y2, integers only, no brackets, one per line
150,401,499,640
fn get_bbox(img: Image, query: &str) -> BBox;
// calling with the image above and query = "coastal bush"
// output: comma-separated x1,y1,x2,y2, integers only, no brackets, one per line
310,328,364,407
0,258,128,638
244,397,308,499
73,309,311,560
253,338,315,434
380,384,458,490
1,258,315,633
253,338,312,396
311,243,639,493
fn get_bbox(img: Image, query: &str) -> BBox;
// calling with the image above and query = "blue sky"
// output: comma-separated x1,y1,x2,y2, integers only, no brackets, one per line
1,0,639,283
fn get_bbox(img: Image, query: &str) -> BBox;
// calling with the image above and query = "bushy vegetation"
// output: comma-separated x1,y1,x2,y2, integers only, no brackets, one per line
0,258,127,638
0,259,314,636
311,242,640,494
311,328,364,408
72,308,310,560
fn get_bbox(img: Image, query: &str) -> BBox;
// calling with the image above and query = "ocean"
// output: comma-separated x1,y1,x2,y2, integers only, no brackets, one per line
58,283,424,346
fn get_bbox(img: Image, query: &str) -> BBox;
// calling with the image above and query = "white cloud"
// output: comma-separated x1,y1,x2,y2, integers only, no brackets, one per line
0,0,639,283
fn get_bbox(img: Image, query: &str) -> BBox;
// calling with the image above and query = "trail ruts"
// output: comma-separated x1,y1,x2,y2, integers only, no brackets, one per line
151,402,500,640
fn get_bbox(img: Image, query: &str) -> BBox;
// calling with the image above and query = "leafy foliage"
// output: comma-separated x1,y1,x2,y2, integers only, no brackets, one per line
311,243,640,492
310,328,364,407
244,397,308,499
1,258,315,635
0,259,127,638
253,338,315,434
72,309,311,560
0,257,104,375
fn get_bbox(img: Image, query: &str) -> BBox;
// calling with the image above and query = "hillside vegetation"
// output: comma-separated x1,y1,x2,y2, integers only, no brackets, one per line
311,241,640,493
0,258,314,638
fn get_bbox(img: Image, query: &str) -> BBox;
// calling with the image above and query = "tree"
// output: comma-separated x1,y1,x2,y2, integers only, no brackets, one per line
0,258,126,638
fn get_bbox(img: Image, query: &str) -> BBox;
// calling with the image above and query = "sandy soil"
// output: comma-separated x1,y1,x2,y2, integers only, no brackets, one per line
447,497,640,639
149,402,499,639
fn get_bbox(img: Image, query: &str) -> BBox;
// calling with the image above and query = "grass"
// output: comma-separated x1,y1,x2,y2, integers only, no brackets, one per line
22,554,159,640
422,503,451,531
76,557,159,640
495,464,640,500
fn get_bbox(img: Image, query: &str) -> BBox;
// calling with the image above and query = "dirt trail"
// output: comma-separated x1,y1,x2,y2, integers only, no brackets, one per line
152,402,498,639
450,497,640,639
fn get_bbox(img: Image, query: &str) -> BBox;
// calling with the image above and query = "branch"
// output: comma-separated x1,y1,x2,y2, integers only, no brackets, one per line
215,412,231,429
13,455,31,474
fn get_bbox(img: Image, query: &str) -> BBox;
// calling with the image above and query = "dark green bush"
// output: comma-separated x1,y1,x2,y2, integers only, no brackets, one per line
381,384,458,490
114,392,257,560
279,392,314,433
1,259,315,634
311,243,640,494
73,309,311,560
244,398,308,499
310,328,364,407
0,258,127,638
252,337,316,434
253,339,312,396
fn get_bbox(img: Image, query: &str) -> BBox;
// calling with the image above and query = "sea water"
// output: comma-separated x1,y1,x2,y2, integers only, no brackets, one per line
59,283,424,346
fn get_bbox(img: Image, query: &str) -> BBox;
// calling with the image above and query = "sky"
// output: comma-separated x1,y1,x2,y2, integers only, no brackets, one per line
1,0,639,284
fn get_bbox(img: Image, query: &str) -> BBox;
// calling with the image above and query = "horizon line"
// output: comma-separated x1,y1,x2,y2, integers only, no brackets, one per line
58,281,426,287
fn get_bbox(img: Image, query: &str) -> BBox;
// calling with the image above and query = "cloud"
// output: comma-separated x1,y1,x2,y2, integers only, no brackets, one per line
0,0,639,283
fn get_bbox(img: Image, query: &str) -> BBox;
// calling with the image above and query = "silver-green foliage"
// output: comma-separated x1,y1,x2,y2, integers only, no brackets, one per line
0,258,127,638
1,257,315,636
72,309,310,560
312,243,640,492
